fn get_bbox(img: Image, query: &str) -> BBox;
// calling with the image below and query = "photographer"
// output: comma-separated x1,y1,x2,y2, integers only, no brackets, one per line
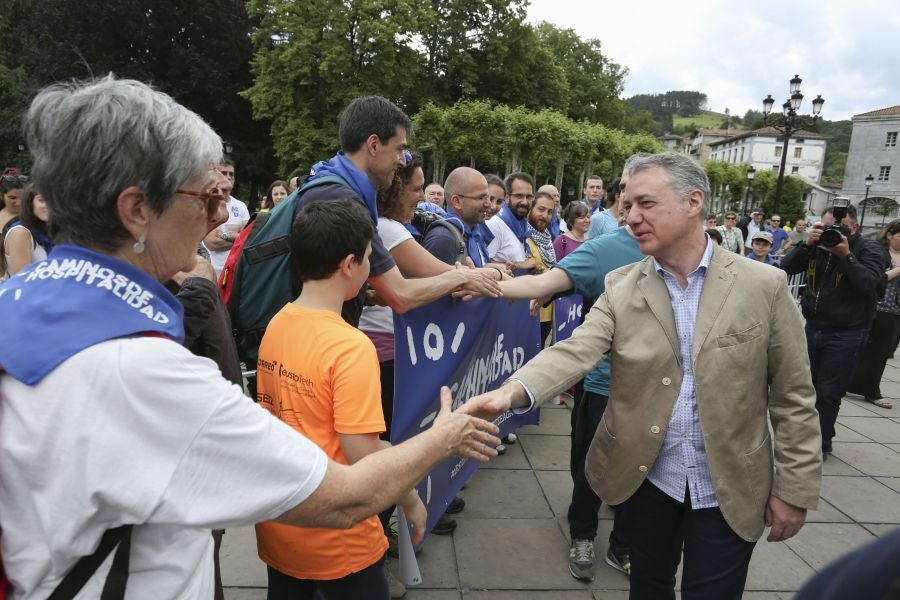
781,202,888,460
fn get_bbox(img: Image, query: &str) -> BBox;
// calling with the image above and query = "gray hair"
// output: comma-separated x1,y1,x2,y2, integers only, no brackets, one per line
624,152,710,221
23,76,222,251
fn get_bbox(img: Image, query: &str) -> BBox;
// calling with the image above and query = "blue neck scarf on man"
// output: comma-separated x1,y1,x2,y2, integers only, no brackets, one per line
549,214,561,238
446,209,493,267
498,204,528,243
309,152,379,224
0,244,184,384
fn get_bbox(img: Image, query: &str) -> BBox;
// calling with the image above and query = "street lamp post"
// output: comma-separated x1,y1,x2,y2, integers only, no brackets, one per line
762,75,824,214
743,166,756,215
860,173,874,228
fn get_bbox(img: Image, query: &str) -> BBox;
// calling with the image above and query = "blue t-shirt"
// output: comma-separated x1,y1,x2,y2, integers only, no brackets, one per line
555,227,645,395
587,209,617,239
766,226,790,253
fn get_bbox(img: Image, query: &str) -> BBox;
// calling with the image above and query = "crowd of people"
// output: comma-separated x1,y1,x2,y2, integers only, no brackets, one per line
1,75,899,600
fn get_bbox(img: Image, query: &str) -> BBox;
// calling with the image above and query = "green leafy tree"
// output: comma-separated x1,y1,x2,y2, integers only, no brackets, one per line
474,21,570,114
19,0,276,198
0,0,34,170
743,170,805,222
533,22,628,126
244,0,424,174
410,100,662,197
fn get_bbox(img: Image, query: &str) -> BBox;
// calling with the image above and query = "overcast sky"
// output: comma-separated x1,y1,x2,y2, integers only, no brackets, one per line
527,0,899,121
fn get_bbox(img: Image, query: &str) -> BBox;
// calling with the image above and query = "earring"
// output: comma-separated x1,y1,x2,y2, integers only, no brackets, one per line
133,233,146,255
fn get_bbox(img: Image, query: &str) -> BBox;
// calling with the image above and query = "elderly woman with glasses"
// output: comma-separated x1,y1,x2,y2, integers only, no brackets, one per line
0,77,498,599
717,211,745,255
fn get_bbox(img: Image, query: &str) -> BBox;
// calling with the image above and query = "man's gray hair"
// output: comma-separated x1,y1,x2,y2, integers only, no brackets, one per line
24,75,222,251
624,152,710,221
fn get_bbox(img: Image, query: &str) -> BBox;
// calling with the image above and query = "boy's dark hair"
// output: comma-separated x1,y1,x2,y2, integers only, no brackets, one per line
339,96,412,153
292,198,373,281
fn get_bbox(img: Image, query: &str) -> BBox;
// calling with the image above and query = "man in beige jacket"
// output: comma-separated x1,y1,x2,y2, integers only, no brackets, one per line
465,153,821,599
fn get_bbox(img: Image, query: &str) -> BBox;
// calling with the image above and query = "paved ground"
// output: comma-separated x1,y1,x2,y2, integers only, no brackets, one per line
221,359,900,599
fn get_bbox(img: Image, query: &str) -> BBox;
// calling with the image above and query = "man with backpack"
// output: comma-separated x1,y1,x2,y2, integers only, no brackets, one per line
423,167,494,268
223,96,502,367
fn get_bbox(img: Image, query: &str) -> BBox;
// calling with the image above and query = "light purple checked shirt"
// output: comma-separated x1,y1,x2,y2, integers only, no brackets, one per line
647,237,718,508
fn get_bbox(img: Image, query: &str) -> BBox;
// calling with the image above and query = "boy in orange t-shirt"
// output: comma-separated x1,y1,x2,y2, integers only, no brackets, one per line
255,199,426,600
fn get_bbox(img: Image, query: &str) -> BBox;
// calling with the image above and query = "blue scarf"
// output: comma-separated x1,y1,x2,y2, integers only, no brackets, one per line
549,214,561,238
445,209,493,267
309,152,378,224
498,204,528,243
0,244,184,384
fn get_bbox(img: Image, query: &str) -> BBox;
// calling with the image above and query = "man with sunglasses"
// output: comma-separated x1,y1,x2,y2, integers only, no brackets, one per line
765,214,792,255
204,159,249,277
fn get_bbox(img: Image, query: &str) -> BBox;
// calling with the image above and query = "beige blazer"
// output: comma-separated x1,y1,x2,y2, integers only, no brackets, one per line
514,244,821,541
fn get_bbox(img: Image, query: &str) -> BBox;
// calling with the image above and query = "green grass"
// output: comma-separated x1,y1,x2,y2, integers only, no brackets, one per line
672,110,745,131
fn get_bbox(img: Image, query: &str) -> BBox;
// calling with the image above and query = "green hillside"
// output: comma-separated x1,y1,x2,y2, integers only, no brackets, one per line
673,110,746,132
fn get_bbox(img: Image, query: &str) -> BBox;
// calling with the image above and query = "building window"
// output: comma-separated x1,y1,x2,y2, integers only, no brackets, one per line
794,147,802,158
740,147,745,162
879,166,891,181
774,146,782,157
772,166,779,172
887,132,898,147
791,166,799,174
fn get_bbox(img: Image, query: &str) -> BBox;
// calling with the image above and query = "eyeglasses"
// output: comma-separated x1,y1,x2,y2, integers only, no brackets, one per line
1,174,28,185
771,219,781,223
457,193,490,203
510,193,534,202
175,188,226,218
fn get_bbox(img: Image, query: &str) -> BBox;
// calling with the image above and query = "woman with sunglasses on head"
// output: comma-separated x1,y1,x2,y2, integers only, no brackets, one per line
0,173,27,233
0,77,498,600
1,185,52,280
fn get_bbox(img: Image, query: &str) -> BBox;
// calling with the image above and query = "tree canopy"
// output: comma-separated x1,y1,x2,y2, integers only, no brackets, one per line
242,0,631,173
413,101,661,197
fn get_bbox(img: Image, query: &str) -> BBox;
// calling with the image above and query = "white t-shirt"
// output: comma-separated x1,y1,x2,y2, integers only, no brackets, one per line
2,224,48,282
485,212,526,263
746,220,761,248
358,218,413,335
209,197,250,275
0,337,328,600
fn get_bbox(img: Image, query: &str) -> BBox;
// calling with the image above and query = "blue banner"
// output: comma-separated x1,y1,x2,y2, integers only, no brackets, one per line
393,296,541,540
553,294,584,343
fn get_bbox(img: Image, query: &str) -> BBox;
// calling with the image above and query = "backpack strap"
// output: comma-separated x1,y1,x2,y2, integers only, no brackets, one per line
429,219,467,265
47,525,133,600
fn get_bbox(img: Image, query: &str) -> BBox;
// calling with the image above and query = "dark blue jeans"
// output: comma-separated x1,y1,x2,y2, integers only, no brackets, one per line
568,390,626,550
266,556,388,600
805,324,870,452
622,480,756,600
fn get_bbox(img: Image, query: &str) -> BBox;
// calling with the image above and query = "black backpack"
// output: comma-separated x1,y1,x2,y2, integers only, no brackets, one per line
409,208,466,265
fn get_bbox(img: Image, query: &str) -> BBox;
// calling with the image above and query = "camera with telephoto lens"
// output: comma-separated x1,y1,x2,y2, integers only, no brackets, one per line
819,198,851,248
